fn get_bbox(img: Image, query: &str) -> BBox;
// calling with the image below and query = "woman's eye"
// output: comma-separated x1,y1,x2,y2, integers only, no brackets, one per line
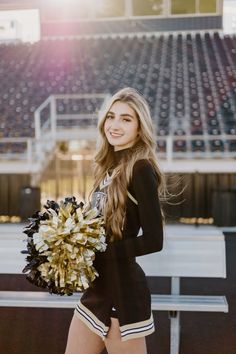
123,118,131,122
106,115,113,119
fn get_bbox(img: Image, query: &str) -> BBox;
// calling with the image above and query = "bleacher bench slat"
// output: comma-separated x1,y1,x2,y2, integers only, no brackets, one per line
0,291,228,313
151,294,228,312
0,291,81,308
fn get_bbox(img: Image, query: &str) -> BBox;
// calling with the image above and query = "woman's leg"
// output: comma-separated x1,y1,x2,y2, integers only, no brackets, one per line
65,313,105,354
104,318,147,354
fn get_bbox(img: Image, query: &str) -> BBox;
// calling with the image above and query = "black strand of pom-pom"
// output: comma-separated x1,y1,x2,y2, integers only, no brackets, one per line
44,200,59,211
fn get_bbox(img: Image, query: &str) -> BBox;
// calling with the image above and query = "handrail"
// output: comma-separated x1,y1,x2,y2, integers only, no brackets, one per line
0,92,236,171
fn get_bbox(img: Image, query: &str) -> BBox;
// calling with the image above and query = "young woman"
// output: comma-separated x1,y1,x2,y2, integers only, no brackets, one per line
65,87,165,354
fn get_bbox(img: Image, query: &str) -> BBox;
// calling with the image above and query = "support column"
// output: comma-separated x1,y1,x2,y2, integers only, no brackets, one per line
170,277,181,354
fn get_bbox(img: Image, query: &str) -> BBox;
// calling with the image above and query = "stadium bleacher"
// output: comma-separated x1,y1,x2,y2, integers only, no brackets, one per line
0,32,236,155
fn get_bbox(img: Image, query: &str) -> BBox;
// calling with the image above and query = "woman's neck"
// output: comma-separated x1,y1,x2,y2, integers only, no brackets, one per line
113,147,132,165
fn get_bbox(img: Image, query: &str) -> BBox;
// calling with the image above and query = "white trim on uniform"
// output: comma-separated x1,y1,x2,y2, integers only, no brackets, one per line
75,301,155,342
75,300,109,340
127,191,138,205
120,313,155,341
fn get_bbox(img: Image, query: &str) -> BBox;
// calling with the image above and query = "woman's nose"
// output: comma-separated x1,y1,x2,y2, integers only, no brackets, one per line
110,119,121,130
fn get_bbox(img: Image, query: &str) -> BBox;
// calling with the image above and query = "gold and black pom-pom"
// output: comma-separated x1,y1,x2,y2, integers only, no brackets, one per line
22,197,106,296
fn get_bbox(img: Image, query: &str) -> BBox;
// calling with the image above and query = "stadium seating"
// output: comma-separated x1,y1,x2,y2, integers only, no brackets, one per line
0,32,236,154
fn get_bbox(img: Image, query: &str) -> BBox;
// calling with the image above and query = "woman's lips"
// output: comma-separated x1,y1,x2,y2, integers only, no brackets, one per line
110,132,123,137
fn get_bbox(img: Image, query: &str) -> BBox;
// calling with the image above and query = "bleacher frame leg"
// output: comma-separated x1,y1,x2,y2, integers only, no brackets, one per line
169,310,180,354
170,277,181,354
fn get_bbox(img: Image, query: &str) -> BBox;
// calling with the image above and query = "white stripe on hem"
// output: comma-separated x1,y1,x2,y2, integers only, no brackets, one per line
120,313,155,341
121,322,154,337
121,326,155,342
120,313,154,332
75,301,155,342
75,300,109,340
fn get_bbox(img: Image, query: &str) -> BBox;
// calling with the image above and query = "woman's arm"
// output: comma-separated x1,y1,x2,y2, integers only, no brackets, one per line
96,159,163,259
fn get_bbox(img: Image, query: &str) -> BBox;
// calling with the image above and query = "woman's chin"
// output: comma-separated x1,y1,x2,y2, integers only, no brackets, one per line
107,139,123,147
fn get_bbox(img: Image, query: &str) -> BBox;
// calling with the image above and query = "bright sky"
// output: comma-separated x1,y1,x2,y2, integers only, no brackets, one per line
0,1,235,43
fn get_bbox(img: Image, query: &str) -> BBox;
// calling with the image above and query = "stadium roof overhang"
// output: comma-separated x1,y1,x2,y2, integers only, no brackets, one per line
0,0,40,10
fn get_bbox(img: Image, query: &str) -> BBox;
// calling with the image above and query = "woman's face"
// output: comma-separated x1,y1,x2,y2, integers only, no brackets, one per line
104,101,139,151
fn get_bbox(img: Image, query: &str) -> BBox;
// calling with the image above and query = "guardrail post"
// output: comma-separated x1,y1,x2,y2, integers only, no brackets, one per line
34,110,41,158
166,135,173,164
50,95,57,140
27,139,32,164
170,277,181,354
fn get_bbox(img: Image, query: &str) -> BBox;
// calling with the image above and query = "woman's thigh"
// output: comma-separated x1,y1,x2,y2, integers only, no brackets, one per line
104,318,147,354
64,313,105,354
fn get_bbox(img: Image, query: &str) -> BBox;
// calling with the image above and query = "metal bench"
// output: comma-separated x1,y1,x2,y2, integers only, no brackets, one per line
137,224,228,354
0,224,228,354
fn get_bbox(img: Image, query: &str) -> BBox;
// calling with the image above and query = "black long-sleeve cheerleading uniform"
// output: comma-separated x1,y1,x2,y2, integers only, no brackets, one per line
75,147,163,341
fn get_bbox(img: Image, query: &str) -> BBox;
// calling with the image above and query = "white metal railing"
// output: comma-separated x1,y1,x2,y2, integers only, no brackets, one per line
0,137,34,163
34,93,110,139
162,134,236,161
1,133,236,166
0,93,236,171
0,94,111,169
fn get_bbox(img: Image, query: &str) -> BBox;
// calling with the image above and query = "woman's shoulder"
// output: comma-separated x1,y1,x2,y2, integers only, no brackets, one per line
133,158,155,173
132,159,157,181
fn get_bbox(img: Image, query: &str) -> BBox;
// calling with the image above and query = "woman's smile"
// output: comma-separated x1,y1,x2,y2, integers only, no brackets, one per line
110,132,123,138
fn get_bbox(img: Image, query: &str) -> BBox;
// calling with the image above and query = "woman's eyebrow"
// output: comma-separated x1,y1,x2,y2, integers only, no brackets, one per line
120,113,134,118
108,111,134,118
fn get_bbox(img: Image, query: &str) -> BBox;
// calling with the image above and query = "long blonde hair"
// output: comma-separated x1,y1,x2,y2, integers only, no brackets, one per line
89,87,168,241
